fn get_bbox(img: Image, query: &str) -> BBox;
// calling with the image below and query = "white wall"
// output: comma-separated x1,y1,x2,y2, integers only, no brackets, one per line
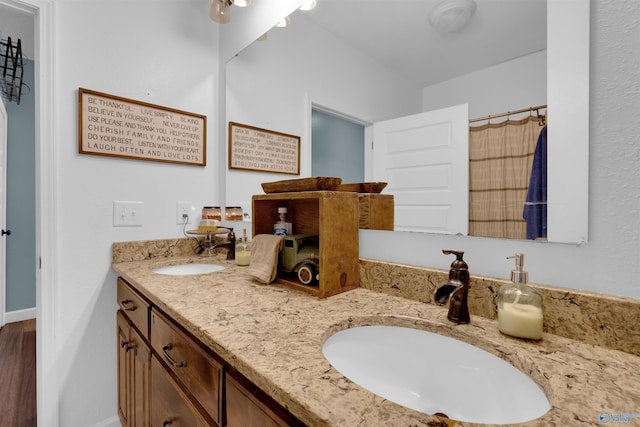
54,1,218,425
362,1,640,299
422,50,547,120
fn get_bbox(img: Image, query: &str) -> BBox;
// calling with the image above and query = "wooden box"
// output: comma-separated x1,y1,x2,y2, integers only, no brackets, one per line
252,191,359,297
358,194,394,230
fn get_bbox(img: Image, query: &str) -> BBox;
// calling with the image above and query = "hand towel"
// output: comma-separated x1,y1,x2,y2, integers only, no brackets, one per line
247,234,284,284
523,126,547,240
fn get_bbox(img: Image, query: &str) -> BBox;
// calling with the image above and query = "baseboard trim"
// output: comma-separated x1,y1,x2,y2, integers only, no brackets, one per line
4,307,37,324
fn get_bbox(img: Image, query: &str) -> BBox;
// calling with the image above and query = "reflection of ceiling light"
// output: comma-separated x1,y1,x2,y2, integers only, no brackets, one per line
429,0,477,34
299,0,317,11
276,16,290,28
210,0,231,24
233,0,252,6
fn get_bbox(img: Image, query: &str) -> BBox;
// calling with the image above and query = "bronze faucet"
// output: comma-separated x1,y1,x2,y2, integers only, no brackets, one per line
434,250,470,324
195,228,236,260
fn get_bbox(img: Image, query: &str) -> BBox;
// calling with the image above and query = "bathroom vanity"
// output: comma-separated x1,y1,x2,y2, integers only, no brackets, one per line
117,275,304,427
112,239,640,426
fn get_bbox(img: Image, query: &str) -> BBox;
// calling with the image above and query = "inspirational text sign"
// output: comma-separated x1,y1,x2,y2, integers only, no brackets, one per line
228,122,300,175
78,88,206,166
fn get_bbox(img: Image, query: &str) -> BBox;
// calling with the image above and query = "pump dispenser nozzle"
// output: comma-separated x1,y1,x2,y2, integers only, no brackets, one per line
507,253,528,284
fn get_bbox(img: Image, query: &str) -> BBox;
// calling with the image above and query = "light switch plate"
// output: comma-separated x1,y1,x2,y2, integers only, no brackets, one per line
113,201,143,227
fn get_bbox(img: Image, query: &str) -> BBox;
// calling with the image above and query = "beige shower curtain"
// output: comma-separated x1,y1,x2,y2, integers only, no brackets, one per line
469,116,541,239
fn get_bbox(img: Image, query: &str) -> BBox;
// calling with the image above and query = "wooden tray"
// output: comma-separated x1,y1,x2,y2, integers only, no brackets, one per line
335,182,387,193
261,177,342,193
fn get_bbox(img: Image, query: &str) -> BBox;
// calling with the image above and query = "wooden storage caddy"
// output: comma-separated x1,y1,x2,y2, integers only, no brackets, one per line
252,191,360,297
358,193,394,230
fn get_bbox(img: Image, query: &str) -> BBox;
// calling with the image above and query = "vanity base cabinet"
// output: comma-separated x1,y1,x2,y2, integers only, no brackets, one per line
225,372,305,427
150,308,223,426
116,277,306,427
150,356,210,427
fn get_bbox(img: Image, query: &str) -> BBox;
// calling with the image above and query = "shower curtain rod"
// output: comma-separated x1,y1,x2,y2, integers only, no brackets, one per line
469,104,547,123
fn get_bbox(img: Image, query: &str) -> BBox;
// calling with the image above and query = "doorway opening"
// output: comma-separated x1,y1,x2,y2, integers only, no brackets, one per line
311,107,366,183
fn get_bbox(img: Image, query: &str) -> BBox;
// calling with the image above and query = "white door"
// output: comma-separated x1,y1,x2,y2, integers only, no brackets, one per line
0,100,7,327
372,103,469,234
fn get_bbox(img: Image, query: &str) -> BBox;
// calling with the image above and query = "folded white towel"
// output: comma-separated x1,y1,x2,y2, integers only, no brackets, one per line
246,234,284,284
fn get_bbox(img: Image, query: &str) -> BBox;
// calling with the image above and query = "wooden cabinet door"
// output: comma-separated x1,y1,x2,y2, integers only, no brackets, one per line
118,310,151,427
130,324,150,427
117,312,131,427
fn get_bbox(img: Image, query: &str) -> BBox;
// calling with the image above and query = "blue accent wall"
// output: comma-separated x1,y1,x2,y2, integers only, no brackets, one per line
311,109,364,183
4,58,36,312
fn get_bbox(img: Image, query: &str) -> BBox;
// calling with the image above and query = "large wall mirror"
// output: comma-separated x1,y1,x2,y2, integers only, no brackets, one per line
222,0,588,244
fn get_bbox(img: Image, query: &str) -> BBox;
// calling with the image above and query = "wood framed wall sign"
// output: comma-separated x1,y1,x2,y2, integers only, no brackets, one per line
228,122,300,175
78,88,206,166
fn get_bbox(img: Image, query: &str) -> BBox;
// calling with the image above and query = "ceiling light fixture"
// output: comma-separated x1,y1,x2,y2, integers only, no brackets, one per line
299,0,317,11
276,16,290,28
429,0,477,34
210,0,232,24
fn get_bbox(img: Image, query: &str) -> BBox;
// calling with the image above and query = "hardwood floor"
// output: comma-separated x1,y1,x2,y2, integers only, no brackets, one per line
0,319,37,427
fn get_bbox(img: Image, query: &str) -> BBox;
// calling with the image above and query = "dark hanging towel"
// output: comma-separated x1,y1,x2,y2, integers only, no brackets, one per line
523,126,547,239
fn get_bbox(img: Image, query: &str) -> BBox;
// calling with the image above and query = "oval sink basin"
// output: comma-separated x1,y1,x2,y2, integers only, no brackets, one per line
152,263,224,275
322,325,550,424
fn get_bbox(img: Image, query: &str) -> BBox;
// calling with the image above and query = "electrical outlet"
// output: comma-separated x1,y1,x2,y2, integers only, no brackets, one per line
176,202,196,224
113,201,143,227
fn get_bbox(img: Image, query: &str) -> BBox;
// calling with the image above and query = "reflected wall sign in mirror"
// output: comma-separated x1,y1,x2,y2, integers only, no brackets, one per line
223,0,588,244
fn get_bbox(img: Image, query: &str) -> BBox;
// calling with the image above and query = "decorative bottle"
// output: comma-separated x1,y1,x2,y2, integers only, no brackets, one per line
274,207,292,236
497,253,544,340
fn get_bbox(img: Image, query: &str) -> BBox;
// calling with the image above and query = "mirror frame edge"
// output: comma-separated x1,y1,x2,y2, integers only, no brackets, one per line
547,0,590,244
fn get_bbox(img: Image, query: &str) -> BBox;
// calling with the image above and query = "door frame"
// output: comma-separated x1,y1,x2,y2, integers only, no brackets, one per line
0,99,6,328
0,0,57,424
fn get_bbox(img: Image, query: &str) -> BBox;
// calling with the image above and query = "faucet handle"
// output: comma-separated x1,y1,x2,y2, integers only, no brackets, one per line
442,250,468,270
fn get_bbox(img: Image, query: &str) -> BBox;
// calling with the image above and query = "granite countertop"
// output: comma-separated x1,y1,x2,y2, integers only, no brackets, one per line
112,255,640,426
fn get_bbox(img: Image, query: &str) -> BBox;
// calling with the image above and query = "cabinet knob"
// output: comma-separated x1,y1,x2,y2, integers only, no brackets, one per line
120,340,133,352
1,229,10,236
162,417,173,426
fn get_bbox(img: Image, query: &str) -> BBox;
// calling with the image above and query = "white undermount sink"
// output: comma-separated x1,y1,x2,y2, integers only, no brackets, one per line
322,325,550,424
152,263,224,275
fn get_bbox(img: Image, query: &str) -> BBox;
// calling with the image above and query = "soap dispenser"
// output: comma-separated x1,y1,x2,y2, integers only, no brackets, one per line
235,228,251,266
497,253,543,340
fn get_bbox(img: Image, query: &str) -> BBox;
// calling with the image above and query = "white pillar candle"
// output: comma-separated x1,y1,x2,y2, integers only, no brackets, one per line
235,250,251,266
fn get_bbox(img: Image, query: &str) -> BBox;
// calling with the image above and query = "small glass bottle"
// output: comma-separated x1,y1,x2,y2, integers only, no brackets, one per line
274,207,292,235
497,253,544,340
235,229,251,266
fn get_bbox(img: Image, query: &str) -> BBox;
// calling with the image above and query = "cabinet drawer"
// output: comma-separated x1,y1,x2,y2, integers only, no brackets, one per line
151,309,223,424
118,278,150,339
150,356,210,427
226,373,301,427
